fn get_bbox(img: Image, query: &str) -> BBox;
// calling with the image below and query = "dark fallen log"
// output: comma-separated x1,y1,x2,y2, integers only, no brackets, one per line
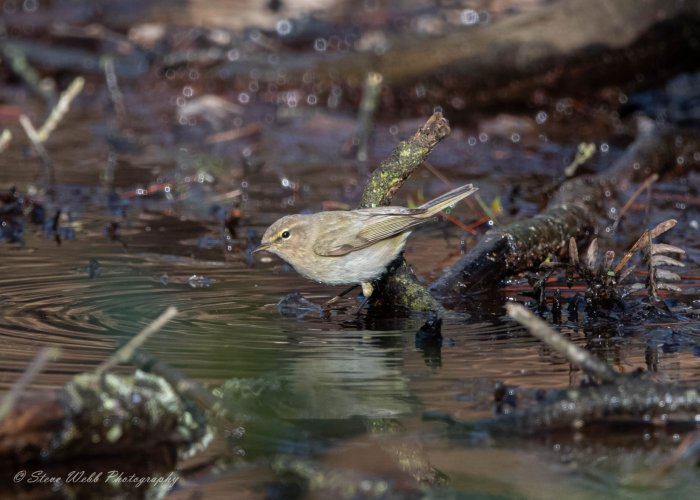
430,204,594,296
430,124,700,300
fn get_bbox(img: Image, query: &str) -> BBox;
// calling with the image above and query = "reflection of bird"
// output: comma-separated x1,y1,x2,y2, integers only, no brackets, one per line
255,184,477,298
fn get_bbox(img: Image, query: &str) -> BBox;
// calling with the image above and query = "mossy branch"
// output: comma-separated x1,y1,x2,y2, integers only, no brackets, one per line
359,112,450,209
359,112,451,312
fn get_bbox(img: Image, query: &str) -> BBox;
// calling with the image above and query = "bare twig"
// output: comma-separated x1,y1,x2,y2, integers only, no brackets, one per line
0,347,60,421
37,76,85,142
564,142,596,177
102,56,127,123
0,129,11,153
95,306,178,375
0,43,56,102
506,302,619,383
205,123,262,144
356,72,383,162
611,173,659,232
19,114,56,191
613,219,677,274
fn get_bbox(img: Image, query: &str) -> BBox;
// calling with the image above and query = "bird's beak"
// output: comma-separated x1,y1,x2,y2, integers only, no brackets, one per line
253,241,272,254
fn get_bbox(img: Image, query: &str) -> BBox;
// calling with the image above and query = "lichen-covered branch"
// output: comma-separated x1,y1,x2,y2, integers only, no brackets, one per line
359,112,451,312
359,112,450,209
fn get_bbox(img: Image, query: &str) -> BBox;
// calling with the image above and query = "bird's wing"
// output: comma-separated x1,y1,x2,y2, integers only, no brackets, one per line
313,210,427,257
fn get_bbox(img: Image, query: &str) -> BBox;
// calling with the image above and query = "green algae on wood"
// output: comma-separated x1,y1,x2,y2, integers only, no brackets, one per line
359,112,451,209
358,112,451,312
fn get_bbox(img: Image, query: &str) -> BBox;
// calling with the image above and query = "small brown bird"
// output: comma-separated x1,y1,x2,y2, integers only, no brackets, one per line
255,183,477,298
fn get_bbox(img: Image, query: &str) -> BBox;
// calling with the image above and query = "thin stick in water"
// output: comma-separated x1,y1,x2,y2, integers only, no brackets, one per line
0,347,61,421
506,302,619,383
95,306,178,375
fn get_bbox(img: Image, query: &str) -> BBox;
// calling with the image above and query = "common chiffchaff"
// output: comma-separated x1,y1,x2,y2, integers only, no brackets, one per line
255,183,477,297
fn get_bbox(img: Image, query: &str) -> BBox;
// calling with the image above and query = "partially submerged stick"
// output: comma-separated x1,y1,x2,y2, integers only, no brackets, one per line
95,306,178,375
359,112,451,311
506,303,619,383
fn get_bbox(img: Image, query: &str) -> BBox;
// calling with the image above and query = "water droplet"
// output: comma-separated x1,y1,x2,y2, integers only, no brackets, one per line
276,19,292,36
461,9,479,25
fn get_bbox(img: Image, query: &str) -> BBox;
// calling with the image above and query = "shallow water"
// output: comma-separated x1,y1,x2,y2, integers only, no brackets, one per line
1,139,700,497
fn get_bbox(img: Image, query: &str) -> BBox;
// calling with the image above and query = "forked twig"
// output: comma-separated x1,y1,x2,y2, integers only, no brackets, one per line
19,114,56,191
37,76,85,142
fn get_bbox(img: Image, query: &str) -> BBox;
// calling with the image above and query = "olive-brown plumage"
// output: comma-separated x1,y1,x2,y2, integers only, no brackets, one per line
255,184,477,297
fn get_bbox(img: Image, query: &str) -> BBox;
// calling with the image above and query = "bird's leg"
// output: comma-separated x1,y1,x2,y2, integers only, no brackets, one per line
323,284,359,309
352,282,375,316
353,295,370,316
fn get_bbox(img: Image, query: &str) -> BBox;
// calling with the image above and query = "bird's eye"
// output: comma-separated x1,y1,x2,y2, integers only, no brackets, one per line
281,230,291,239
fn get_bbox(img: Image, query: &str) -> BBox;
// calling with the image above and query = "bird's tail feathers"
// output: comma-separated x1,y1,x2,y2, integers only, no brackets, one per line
419,184,478,216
